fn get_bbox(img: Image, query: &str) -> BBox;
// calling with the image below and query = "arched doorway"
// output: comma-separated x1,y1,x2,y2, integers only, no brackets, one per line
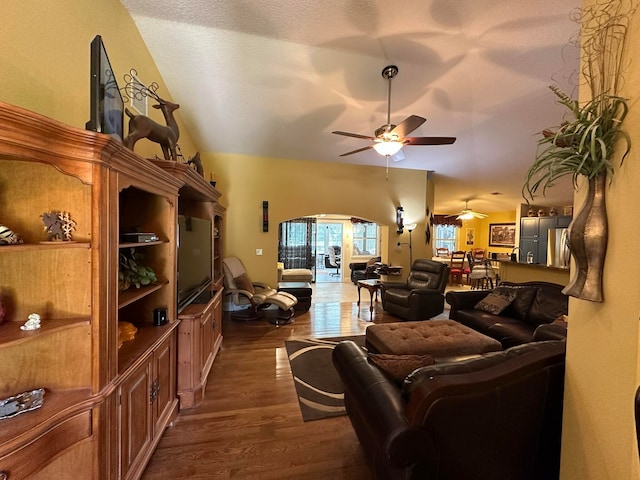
278,215,382,283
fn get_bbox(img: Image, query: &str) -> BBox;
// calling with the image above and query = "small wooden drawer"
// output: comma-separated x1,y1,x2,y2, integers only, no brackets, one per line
0,411,92,479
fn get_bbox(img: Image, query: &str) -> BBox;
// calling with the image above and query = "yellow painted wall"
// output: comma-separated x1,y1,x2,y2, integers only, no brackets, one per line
454,211,517,256
1,1,436,285
559,1,640,478
1,0,199,159
204,152,433,285
7,1,640,477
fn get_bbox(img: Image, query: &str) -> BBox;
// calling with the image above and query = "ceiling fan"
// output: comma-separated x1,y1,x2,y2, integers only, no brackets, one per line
447,201,488,220
332,65,456,159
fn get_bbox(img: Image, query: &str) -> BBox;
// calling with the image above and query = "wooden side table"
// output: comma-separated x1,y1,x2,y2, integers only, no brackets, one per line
357,279,382,317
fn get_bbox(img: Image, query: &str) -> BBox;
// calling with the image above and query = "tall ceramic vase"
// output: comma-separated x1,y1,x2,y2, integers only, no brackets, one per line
562,173,607,302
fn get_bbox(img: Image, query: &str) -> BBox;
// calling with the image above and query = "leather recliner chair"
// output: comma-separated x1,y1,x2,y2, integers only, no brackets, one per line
381,259,449,321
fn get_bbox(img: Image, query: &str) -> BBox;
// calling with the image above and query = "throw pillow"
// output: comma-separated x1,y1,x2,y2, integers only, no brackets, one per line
496,285,537,320
474,290,517,315
368,353,435,384
527,287,568,325
234,272,255,294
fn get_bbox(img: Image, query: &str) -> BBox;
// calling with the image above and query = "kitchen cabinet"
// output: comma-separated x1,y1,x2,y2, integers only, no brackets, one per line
519,216,571,264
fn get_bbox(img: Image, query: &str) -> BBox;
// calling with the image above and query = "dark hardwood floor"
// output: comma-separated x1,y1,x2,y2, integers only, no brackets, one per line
142,282,459,479
142,283,376,479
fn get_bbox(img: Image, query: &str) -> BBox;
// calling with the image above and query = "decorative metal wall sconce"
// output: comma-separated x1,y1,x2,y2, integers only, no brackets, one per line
262,201,269,232
396,206,404,234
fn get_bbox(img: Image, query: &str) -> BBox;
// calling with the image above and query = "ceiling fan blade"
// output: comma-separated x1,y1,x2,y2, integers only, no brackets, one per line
332,130,376,140
404,136,457,145
339,145,374,157
391,115,426,138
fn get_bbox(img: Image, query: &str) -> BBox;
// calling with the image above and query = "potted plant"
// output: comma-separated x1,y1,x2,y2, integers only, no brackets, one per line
522,0,632,302
119,248,157,292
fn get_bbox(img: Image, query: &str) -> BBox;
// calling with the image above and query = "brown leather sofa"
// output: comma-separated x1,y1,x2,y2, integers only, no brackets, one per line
381,259,450,321
445,281,568,348
332,339,566,480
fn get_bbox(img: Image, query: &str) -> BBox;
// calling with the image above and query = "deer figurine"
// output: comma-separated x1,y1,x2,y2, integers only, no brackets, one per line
187,151,203,176
124,92,180,161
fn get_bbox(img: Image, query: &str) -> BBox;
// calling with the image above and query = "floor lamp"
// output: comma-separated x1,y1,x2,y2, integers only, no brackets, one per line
406,223,417,267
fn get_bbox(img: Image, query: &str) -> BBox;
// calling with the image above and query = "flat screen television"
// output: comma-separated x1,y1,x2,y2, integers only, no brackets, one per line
177,215,213,312
85,35,124,142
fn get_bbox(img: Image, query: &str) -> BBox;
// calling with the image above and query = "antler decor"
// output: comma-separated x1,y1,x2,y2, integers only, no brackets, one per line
121,69,181,161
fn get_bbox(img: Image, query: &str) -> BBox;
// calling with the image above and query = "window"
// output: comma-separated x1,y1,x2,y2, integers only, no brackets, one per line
352,222,377,256
433,224,457,254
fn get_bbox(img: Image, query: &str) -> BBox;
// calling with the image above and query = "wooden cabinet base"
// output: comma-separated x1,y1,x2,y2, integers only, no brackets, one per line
119,327,178,480
177,289,223,409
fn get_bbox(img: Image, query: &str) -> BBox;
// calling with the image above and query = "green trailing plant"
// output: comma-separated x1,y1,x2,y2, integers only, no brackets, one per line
523,0,633,200
119,248,157,291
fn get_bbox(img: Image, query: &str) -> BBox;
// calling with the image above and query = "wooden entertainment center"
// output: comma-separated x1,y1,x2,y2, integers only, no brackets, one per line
150,159,225,410
0,103,224,479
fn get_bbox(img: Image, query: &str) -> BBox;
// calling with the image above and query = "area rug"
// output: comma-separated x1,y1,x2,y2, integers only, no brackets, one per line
284,335,365,422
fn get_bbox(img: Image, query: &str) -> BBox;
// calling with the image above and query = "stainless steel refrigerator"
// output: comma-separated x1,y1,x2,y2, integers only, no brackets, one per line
547,228,570,268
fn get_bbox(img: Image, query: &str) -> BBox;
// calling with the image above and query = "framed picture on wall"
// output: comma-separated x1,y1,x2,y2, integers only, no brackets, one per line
466,228,475,246
489,223,516,247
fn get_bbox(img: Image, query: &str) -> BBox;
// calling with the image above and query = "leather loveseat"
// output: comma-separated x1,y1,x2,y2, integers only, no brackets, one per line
445,281,568,348
349,256,381,284
332,338,566,480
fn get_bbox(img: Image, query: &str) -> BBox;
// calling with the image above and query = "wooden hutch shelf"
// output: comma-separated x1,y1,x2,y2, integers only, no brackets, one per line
150,158,225,410
0,101,188,479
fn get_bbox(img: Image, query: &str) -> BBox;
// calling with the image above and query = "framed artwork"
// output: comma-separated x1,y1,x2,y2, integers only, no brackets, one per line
465,228,475,246
489,223,516,247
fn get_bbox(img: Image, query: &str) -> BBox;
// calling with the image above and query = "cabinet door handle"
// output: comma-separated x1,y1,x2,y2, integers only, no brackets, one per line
149,379,160,404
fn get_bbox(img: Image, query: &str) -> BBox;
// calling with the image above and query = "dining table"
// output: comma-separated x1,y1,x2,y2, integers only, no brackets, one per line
431,256,498,288
431,256,470,268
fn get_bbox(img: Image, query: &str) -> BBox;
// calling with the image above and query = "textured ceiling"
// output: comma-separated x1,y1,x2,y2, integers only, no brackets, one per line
119,0,581,214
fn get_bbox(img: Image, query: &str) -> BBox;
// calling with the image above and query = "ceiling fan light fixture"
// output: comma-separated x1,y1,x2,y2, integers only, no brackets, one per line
457,211,475,220
373,140,403,156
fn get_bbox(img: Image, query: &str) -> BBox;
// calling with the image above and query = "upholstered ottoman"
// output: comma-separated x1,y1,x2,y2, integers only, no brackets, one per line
279,268,313,283
278,281,312,312
365,319,502,357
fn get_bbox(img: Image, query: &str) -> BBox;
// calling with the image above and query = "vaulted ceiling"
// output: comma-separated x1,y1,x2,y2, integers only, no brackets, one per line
119,0,581,215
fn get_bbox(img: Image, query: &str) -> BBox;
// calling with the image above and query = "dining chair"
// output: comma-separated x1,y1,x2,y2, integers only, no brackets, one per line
467,256,496,289
325,246,341,277
436,247,450,258
449,250,468,285
471,248,486,264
